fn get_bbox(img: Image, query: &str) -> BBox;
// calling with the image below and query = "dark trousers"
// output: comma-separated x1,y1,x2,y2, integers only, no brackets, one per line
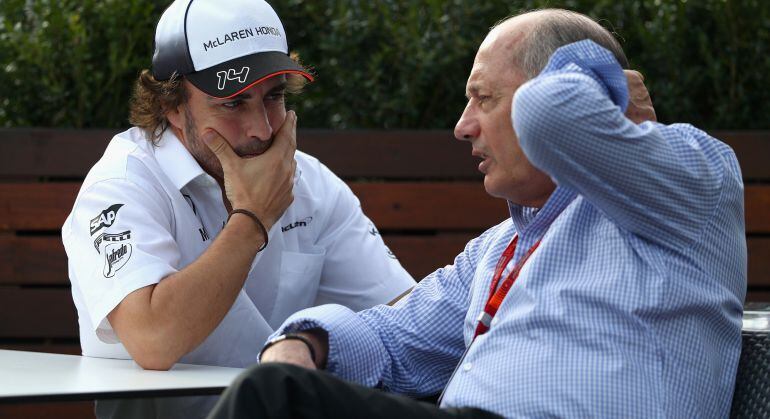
207,363,502,419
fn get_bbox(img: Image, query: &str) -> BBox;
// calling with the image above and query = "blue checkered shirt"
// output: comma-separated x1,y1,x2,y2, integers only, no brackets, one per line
271,40,747,418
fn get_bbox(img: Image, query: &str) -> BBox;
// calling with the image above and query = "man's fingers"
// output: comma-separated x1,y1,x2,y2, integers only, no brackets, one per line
279,110,297,135
286,111,297,150
624,69,644,82
270,111,297,158
201,129,237,164
623,69,657,124
625,70,644,81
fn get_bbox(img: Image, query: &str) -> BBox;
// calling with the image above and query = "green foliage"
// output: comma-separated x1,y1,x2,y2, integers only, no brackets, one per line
275,0,510,128
0,0,166,127
1,0,768,129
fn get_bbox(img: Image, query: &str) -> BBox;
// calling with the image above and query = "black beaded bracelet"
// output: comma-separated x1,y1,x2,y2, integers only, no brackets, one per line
260,333,317,365
227,209,268,252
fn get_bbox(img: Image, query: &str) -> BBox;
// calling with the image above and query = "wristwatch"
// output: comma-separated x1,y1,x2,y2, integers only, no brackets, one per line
259,333,317,365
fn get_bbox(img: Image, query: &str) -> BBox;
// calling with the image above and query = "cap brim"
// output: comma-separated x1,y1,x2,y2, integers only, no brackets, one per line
186,51,313,98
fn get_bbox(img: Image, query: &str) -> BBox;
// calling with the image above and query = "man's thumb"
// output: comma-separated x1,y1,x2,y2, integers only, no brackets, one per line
201,129,235,163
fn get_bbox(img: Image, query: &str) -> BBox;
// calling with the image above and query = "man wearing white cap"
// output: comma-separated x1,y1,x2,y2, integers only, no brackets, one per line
61,0,415,417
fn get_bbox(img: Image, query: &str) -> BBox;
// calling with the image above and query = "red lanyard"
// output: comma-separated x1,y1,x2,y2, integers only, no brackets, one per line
473,235,541,339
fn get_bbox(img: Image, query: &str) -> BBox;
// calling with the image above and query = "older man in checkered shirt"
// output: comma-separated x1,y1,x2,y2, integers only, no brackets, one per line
209,9,746,419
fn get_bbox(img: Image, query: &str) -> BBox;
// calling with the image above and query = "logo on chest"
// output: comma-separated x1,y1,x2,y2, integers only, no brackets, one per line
183,194,211,242
281,217,313,233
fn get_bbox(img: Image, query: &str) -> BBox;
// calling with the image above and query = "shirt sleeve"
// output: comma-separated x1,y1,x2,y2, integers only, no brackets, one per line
312,164,416,310
269,227,499,397
512,40,724,250
62,177,180,343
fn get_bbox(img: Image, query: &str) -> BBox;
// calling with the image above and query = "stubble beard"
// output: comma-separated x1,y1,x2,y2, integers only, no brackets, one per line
182,106,276,181
183,106,225,180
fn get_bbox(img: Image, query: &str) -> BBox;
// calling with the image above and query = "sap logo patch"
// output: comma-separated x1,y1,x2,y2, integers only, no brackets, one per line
103,242,132,278
90,204,124,235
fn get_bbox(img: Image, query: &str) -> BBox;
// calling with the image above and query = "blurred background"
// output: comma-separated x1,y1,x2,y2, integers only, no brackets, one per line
1,0,769,130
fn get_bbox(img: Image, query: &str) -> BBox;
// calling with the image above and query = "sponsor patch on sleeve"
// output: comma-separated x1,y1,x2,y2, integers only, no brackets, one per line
93,230,131,253
89,204,124,236
103,241,133,278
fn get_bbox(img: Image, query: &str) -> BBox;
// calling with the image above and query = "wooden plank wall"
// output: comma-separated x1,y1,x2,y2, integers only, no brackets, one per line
0,129,768,350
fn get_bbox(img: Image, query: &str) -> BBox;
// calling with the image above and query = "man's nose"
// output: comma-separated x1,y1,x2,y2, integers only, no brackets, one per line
454,108,479,142
247,104,273,141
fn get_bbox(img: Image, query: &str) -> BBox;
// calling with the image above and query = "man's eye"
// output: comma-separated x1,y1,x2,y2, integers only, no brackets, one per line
265,92,286,102
222,99,243,109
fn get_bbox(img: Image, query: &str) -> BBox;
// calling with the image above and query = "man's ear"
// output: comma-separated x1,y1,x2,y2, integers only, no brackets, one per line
166,104,184,132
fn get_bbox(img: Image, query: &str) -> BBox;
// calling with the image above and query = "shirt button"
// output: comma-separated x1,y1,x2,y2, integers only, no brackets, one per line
463,362,472,372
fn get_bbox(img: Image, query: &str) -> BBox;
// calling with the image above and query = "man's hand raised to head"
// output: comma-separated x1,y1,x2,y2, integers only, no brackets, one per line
624,70,657,125
202,111,297,231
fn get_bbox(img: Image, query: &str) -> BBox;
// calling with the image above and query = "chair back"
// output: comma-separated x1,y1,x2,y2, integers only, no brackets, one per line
730,304,770,418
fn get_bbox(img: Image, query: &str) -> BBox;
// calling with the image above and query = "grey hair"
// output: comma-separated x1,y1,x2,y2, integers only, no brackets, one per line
494,9,629,79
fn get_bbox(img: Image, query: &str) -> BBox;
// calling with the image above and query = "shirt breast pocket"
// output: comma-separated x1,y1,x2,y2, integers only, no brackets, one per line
270,246,326,325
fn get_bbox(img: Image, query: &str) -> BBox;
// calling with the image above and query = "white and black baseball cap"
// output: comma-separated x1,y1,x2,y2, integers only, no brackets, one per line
151,0,313,98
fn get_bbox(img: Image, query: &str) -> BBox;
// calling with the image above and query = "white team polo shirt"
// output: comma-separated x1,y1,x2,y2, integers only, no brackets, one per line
62,127,415,368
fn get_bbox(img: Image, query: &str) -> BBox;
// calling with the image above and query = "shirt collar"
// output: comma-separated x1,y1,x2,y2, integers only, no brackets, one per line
153,128,208,191
507,186,577,238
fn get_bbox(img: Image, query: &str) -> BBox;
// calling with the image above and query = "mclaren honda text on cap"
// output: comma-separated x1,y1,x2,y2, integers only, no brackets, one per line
151,0,313,98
